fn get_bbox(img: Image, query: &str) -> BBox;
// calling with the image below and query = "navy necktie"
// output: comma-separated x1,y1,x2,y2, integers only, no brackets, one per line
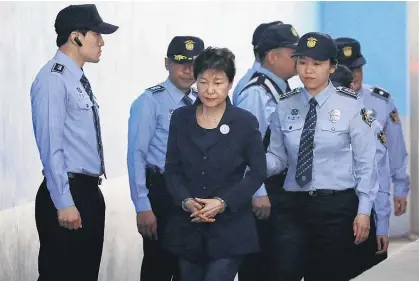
80,74,106,178
295,97,318,187
182,94,193,106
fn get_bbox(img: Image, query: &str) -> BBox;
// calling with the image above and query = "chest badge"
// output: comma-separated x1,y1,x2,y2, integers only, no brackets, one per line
329,109,341,123
366,108,376,119
220,124,230,135
291,109,299,115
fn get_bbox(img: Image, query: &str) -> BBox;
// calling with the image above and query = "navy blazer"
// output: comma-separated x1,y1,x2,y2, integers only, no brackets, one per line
163,97,267,262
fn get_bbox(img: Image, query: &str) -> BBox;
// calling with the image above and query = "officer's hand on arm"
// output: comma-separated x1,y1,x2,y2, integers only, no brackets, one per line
58,205,82,230
376,235,390,254
252,195,271,220
136,210,157,240
353,214,370,245
394,197,407,216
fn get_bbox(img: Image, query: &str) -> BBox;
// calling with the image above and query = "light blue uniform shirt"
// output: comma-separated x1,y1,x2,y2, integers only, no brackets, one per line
266,83,379,215
127,79,197,213
361,84,410,198
234,67,288,198
232,60,261,105
30,50,102,210
370,120,391,236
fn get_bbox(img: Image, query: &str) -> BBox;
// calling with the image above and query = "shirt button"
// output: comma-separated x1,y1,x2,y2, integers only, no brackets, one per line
201,171,205,175
203,186,206,189
203,156,207,160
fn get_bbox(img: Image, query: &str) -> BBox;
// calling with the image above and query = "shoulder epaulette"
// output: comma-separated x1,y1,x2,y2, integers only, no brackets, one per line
51,63,65,74
335,86,360,99
239,72,283,103
146,84,165,94
370,86,391,101
279,87,302,100
361,108,374,127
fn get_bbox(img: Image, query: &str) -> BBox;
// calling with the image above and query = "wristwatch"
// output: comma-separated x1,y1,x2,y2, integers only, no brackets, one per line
181,198,193,211
214,197,226,213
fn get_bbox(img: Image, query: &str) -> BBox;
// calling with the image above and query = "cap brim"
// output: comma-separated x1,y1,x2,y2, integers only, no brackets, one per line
344,56,366,69
292,49,330,61
90,22,119,34
168,57,195,64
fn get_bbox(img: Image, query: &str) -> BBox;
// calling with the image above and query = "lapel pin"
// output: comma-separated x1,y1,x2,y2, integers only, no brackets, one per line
220,124,230,135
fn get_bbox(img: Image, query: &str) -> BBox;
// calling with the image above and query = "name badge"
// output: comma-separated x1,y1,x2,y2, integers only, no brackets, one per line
286,115,301,122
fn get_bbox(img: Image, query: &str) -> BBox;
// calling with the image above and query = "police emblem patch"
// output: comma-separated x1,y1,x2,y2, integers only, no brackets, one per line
343,46,352,57
378,130,387,145
307,37,318,48
366,108,376,119
76,87,82,93
329,109,341,123
291,109,299,115
185,40,195,51
390,109,400,123
361,108,373,127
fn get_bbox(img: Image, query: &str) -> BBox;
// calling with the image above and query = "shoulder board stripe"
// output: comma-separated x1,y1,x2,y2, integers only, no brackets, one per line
335,86,360,99
146,84,165,93
370,87,390,101
279,87,302,100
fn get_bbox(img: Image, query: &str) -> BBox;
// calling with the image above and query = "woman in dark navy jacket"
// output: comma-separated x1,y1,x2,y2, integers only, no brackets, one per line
163,47,267,281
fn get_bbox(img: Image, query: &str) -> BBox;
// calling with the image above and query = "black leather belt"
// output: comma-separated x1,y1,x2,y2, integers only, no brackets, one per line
306,188,354,196
67,172,102,186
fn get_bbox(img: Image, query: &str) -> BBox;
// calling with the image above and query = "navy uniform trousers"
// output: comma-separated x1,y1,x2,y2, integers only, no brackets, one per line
35,174,105,281
141,166,180,281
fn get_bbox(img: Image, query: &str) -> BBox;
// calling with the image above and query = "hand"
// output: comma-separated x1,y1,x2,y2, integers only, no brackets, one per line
353,214,370,245
57,206,82,230
252,195,271,220
376,235,390,254
184,199,214,223
136,210,157,240
191,198,223,222
394,197,407,216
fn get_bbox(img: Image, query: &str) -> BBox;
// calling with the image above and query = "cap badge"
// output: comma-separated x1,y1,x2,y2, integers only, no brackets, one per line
343,46,352,57
174,54,187,61
307,37,318,48
291,27,298,37
185,40,195,51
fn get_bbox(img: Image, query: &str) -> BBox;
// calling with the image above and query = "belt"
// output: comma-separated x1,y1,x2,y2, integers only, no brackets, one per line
67,172,102,186
305,188,354,197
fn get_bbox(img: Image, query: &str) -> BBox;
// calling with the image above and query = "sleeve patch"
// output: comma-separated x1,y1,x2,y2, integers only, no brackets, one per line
377,130,387,145
390,109,400,123
146,84,165,93
335,86,359,99
361,108,373,127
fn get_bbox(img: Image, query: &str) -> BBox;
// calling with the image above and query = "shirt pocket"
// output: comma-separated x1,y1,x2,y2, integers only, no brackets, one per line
281,121,304,153
319,122,349,151
77,98,94,111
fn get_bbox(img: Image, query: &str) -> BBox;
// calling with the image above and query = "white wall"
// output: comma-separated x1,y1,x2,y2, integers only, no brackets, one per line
0,1,318,280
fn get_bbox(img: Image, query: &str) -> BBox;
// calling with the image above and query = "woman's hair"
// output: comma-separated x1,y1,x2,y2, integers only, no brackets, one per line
193,47,236,83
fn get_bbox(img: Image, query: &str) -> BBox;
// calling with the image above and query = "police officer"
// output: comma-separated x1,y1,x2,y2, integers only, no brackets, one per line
30,4,118,281
232,20,283,104
127,36,204,281
335,37,410,217
234,23,299,281
331,65,391,275
266,32,379,281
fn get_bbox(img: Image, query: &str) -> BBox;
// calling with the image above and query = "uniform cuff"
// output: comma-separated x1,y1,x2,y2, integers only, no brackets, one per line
376,216,389,236
51,190,75,210
357,194,373,216
252,184,267,199
393,187,409,198
134,197,152,213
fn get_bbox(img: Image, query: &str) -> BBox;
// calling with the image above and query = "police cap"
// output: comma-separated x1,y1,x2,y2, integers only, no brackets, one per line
55,4,118,34
167,36,205,64
330,65,354,88
256,24,300,54
252,20,283,46
335,37,366,69
292,32,337,61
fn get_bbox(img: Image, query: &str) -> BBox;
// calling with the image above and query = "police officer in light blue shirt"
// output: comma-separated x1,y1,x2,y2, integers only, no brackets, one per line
335,37,410,217
234,23,300,281
330,65,391,276
266,32,379,281
30,4,118,281
232,20,283,104
127,36,204,281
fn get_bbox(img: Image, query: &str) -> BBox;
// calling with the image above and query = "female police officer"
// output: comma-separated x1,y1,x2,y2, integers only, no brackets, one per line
266,32,379,281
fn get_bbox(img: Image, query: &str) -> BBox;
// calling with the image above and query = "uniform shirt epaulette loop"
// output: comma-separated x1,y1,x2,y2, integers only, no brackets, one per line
51,63,65,74
335,86,359,99
146,85,165,94
370,86,391,101
361,108,374,127
279,87,302,100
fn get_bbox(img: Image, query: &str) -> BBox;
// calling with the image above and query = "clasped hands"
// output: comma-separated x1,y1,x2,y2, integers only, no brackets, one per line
184,198,224,223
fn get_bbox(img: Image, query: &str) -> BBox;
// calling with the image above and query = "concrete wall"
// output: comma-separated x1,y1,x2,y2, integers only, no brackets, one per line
0,1,318,280
319,1,410,237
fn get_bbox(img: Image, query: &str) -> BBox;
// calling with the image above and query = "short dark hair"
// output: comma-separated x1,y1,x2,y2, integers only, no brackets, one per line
193,47,236,83
330,64,354,88
56,29,88,47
